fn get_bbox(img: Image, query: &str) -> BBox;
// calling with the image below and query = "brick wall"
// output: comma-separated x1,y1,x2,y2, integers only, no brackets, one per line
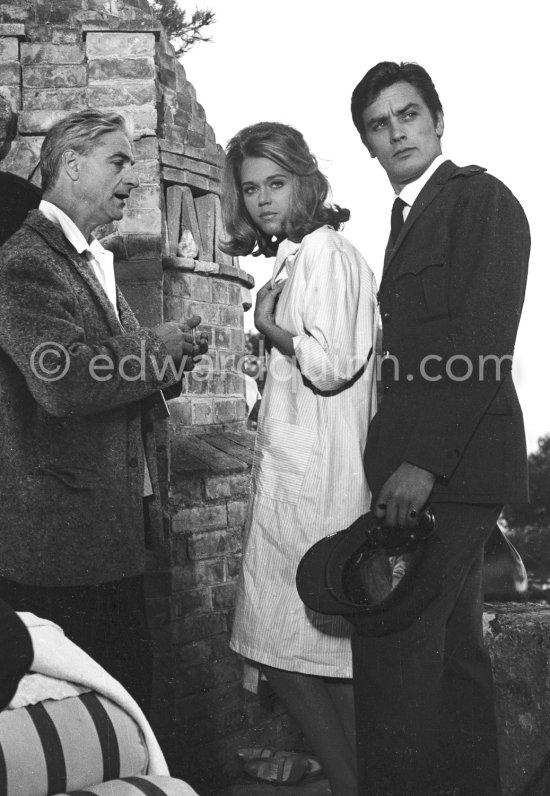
0,3,299,793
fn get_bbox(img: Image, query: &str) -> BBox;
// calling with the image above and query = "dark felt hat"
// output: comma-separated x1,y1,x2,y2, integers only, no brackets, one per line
296,509,441,636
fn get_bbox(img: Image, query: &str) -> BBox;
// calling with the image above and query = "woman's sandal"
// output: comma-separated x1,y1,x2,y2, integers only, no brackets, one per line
244,755,308,785
242,750,323,785
236,746,277,760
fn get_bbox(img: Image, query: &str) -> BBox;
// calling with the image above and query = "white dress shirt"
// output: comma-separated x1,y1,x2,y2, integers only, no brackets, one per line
396,153,446,221
38,200,119,319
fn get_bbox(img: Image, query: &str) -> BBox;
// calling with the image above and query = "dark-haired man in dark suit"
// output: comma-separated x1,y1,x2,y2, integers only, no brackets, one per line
350,62,530,795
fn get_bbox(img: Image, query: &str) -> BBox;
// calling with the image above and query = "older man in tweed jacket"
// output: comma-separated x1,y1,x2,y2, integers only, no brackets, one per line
0,110,206,713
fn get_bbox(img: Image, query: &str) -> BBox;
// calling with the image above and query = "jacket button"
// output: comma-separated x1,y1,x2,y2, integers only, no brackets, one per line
383,312,391,323
383,385,392,394
128,457,138,467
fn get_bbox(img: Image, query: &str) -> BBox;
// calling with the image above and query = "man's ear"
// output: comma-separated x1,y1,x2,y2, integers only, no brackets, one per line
360,133,377,160
435,111,444,139
61,150,81,182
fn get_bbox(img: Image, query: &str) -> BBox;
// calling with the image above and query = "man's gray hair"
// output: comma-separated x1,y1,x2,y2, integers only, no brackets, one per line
40,109,133,191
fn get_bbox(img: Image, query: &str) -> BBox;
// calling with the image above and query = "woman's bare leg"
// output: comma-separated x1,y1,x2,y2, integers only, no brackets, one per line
263,664,357,796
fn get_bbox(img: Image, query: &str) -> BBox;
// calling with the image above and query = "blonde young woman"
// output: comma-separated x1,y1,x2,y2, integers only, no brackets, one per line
221,122,378,796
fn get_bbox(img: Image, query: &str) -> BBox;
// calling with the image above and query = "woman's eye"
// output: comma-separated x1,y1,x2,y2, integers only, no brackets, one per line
243,186,257,195
271,181,284,189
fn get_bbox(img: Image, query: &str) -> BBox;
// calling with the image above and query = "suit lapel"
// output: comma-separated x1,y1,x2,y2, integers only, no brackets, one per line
382,160,457,279
26,211,126,335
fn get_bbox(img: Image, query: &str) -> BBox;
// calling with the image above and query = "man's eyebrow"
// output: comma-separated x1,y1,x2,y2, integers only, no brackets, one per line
366,102,421,127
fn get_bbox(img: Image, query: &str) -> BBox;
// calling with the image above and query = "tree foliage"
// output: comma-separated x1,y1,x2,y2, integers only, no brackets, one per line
148,0,215,55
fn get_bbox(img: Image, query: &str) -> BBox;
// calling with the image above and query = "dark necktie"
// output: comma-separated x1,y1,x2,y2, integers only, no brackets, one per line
389,196,407,246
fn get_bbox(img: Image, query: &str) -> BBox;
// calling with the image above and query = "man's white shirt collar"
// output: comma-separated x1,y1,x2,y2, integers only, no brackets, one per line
39,200,119,317
396,154,446,217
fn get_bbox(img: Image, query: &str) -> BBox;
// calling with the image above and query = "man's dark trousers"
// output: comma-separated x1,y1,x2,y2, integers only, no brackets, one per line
352,502,502,796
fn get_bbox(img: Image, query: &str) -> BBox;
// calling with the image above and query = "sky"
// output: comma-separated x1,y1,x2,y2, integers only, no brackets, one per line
179,0,548,453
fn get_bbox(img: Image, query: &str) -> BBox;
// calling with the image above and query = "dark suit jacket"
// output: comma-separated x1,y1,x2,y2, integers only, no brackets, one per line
0,211,177,586
0,171,41,246
365,160,530,505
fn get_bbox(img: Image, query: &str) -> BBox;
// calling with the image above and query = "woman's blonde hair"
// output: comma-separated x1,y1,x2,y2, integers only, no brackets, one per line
221,122,349,257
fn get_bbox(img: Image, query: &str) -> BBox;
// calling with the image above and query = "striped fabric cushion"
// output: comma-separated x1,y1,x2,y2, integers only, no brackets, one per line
62,775,197,795
0,692,148,796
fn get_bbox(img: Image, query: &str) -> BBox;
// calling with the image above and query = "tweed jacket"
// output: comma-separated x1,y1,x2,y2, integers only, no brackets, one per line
365,160,530,505
0,211,178,586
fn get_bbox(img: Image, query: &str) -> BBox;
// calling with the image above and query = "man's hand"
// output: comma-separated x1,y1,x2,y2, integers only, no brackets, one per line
375,462,436,528
254,279,286,335
152,314,208,371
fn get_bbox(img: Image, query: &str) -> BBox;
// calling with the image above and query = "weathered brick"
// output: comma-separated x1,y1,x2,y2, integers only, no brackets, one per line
0,61,19,84
192,397,213,425
116,104,157,133
226,555,242,581
186,371,210,396
209,372,228,395
187,129,206,149
235,397,247,422
204,472,250,501
168,396,193,426
133,135,158,160
176,655,242,699
133,158,159,182
0,24,25,36
227,372,246,396
18,109,67,134
227,500,247,528
0,37,17,61
172,557,225,587
182,299,219,325
231,328,245,353
145,595,172,627
0,84,20,112
213,398,237,424
188,528,241,561
22,64,86,89
210,280,230,305
86,31,155,58
169,476,203,507
219,305,244,327
0,135,42,178
125,233,161,260
88,56,154,82
166,272,212,303
86,81,155,108
172,505,227,533
22,87,87,111
127,184,160,211
172,586,213,617
172,612,228,644
51,28,81,45
160,151,220,180
163,295,185,320
218,351,237,371
20,43,85,65
213,327,231,350
117,208,161,235
175,636,230,669
212,582,237,611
